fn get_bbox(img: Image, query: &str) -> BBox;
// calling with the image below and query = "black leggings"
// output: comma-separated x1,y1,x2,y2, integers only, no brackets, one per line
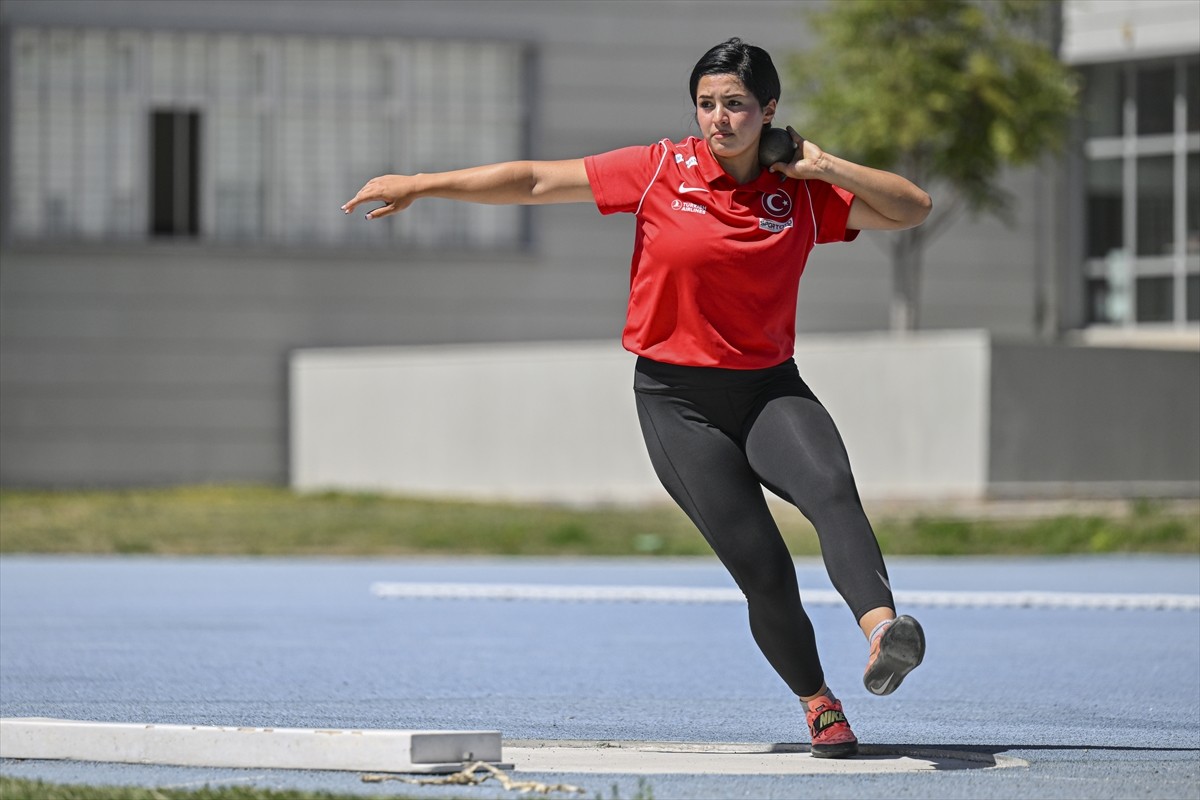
633,356,894,698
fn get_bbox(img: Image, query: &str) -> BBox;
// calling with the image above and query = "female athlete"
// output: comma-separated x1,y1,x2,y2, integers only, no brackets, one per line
343,37,932,759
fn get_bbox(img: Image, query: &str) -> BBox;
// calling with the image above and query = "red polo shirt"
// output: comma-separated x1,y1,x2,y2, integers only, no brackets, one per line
585,136,858,369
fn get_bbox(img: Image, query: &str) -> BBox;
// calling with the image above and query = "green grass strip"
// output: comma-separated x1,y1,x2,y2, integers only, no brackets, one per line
0,776,442,800
0,486,1196,557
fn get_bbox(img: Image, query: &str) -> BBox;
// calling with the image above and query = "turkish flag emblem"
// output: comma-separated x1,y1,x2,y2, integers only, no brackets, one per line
761,190,793,219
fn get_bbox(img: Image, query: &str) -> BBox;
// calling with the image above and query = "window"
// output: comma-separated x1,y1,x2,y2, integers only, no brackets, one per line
1085,159,1122,259
1189,153,1199,255
1080,56,1200,328
150,110,201,237
1082,62,1123,139
1136,276,1173,322
1136,155,1173,258
1135,64,1174,136
7,28,529,248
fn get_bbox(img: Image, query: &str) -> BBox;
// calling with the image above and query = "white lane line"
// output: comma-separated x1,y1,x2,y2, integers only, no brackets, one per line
369,582,1200,611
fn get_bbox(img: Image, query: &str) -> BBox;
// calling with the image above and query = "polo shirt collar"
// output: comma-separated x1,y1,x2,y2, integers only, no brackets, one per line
695,136,791,192
695,139,728,186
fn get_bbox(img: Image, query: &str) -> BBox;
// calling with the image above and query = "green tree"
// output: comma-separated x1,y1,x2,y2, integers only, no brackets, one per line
791,0,1079,331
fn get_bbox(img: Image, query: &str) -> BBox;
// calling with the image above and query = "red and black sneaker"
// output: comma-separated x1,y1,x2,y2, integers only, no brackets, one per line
804,696,859,759
863,615,926,696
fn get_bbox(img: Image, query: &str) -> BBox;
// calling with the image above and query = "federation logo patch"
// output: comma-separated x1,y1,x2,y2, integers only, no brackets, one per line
761,189,793,219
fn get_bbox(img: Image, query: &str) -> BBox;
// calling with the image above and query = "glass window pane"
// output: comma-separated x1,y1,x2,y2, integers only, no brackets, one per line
77,32,111,238
1187,275,1199,321
1087,159,1123,259
1083,64,1124,138
1187,57,1199,133
149,110,200,237
45,31,78,235
10,30,46,237
1136,64,1175,135
1188,153,1198,255
1086,278,1112,324
1135,276,1173,322
1136,156,1173,256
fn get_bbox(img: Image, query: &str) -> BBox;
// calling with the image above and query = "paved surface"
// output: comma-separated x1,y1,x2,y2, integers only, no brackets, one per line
1,554,1198,799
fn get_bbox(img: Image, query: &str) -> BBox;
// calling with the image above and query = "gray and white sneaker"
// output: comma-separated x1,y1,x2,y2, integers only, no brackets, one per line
863,615,925,696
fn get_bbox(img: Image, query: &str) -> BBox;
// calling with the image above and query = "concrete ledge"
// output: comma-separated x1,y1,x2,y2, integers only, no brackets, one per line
504,739,1028,774
290,333,1200,504
0,718,503,774
0,720,1027,777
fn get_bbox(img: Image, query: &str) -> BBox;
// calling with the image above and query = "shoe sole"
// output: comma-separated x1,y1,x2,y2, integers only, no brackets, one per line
811,740,859,759
863,615,925,696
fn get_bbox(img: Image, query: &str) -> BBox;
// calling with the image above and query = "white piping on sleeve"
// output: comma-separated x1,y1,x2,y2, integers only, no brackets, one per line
634,140,672,216
801,180,819,245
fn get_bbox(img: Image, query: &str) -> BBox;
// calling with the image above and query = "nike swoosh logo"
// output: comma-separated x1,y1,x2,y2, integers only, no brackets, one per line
678,182,707,194
877,571,892,593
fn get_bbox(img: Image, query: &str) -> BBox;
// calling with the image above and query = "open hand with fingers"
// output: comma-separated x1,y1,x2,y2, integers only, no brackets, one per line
342,174,420,220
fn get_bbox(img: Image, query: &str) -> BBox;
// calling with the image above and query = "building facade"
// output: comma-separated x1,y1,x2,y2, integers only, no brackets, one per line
1061,0,1200,334
1,0,1196,489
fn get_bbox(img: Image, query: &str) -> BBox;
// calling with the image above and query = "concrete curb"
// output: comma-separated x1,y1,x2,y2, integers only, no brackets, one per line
0,719,1027,777
0,718,504,774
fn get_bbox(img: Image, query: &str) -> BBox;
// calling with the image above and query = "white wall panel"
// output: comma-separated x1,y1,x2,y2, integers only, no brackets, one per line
1063,0,1200,64
290,335,994,504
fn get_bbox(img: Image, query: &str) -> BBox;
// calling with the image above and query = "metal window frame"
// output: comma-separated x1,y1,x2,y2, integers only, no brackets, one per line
1080,56,1200,329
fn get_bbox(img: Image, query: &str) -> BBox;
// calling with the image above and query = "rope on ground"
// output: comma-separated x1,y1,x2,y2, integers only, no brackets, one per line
361,760,586,795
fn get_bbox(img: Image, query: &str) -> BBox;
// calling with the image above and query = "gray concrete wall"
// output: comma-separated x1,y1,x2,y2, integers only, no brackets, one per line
0,0,1053,488
0,242,627,486
988,343,1200,496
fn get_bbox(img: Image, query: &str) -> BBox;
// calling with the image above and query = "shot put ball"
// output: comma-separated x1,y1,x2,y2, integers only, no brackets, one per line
758,127,797,167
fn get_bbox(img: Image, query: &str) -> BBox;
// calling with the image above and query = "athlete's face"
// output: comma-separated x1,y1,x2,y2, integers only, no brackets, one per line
694,74,776,164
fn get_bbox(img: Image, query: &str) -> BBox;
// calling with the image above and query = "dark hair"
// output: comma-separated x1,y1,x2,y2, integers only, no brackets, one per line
688,38,781,112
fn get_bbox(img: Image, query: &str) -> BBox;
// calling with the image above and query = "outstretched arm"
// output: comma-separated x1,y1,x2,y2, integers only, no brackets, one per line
768,126,931,232
342,159,593,220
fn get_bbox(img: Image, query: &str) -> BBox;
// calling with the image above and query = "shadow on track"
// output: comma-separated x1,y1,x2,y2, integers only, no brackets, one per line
865,743,1200,769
